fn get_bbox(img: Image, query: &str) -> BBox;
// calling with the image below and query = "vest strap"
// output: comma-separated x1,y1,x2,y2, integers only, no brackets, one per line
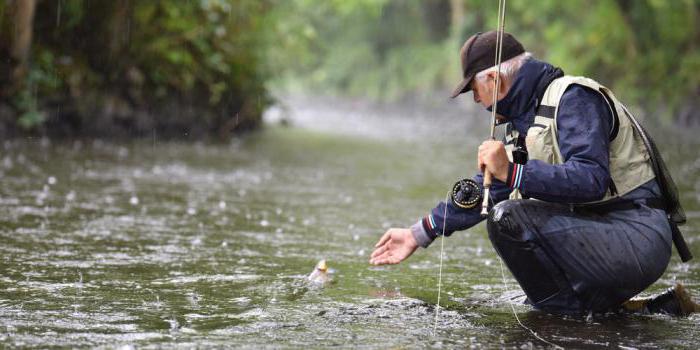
572,197,664,215
536,105,556,119
599,90,620,141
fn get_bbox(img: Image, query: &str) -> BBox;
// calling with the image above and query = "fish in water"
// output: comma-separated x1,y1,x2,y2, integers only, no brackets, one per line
308,259,331,285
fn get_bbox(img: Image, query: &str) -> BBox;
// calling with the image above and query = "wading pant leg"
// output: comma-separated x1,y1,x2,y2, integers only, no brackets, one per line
487,198,672,314
487,200,582,313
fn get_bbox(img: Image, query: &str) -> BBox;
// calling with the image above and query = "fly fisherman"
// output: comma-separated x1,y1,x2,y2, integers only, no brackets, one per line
369,31,698,316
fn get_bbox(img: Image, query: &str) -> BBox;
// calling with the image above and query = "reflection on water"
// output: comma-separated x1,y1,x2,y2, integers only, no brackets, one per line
0,99,699,348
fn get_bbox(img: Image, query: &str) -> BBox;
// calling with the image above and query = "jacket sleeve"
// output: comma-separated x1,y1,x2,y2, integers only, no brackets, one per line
503,85,613,203
411,172,512,248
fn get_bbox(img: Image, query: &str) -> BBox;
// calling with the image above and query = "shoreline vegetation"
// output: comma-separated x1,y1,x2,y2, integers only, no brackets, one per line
0,0,270,139
1,1,698,139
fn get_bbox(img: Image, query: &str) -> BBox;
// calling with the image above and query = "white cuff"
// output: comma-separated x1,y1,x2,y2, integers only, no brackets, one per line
411,220,434,248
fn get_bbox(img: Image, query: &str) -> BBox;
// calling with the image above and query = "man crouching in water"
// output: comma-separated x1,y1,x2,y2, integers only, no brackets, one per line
370,30,698,316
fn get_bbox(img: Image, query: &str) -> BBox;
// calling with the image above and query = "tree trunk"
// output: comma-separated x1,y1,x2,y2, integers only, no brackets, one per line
449,0,465,36
108,0,132,63
421,0,451,41
0,0,36,97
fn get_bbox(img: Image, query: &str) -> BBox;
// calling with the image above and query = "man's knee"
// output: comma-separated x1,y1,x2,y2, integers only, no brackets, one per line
487,200,526,244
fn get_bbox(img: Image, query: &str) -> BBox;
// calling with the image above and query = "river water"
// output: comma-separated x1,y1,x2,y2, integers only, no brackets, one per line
1,97,699,348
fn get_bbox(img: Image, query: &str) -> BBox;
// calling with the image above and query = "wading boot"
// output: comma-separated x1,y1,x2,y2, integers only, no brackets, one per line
623,283,700,316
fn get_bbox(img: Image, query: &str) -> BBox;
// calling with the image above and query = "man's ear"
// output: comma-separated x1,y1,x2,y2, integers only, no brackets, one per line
497,72,509,95
485,70,497,82
486,70,509,96
485,70,506,91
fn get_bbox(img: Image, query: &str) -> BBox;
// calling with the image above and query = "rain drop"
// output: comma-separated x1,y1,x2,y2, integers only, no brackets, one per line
130,196,139,206
2,156,12,169
48,176,57,185
167,318,180,332
218,200,226,209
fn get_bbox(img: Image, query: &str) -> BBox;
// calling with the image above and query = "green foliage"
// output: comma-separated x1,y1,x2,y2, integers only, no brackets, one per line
128,0,268,106
267,0,451,100
3,0,271,135
269,0,700,122
15,89,43,129
13,49,65,129
501,0,700,118
2,0,697,131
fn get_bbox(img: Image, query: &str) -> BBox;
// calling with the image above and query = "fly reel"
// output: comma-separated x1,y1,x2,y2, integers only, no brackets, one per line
451,178,482,209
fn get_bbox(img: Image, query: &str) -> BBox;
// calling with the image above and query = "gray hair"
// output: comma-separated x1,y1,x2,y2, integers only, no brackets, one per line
475,52,532,84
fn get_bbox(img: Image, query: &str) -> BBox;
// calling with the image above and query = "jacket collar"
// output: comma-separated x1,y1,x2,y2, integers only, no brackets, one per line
487,58,564,134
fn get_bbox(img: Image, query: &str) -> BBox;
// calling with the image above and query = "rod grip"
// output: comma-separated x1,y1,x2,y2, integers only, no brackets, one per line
483,169,493,188
480,170,492,217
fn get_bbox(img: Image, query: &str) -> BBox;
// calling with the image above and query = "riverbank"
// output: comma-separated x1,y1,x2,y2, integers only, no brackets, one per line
0,92,265,140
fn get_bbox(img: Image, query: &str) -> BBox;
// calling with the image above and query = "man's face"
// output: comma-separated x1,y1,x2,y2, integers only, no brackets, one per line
469,70,510,112
469,75,496,109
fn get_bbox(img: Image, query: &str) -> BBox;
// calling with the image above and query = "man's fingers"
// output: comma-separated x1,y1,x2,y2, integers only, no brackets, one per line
374,230,392,248
370,251,393,265
373,256,399,265
370,244,389,259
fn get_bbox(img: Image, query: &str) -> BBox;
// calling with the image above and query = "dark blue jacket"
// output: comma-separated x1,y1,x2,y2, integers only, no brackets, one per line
413,58,619,246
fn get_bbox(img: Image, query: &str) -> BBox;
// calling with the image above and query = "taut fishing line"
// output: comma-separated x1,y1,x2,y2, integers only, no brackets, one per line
433,0,563,347
433,191,450,336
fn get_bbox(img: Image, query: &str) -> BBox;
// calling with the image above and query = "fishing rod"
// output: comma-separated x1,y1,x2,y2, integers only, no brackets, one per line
479,0,507,217
437,4,508,329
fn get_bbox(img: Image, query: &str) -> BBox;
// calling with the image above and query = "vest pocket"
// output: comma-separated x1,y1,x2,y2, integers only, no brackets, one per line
526,125,556,164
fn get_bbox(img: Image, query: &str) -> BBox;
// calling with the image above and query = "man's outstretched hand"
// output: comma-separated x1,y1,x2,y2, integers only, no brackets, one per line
369,228,418,265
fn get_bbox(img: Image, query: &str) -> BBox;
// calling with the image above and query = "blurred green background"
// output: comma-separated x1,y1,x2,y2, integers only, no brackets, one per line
1,0,698,137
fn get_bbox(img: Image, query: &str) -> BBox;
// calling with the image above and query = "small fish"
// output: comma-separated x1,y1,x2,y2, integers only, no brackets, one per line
307,259,331,285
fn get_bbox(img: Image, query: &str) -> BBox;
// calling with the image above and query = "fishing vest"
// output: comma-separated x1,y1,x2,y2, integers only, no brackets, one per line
506,76,655,203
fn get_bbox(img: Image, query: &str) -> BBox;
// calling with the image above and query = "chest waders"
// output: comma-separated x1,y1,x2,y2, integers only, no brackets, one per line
504,76,692,262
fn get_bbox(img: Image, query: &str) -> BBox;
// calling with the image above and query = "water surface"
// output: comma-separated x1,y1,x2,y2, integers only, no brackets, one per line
1,99,699,348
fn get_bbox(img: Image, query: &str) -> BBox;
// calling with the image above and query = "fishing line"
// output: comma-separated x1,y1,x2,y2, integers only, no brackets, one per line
433,193,562,348
499,257,563,349
434,0,564,346
433,190,450,336
490,0,562,347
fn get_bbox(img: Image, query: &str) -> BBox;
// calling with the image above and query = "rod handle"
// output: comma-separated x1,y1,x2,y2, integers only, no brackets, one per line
480,170,492,217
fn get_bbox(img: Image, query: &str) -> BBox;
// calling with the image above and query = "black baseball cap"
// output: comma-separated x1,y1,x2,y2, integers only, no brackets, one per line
450,31,525,98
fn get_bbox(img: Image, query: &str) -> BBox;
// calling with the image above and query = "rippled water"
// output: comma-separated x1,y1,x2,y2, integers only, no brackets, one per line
1,98,699,348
